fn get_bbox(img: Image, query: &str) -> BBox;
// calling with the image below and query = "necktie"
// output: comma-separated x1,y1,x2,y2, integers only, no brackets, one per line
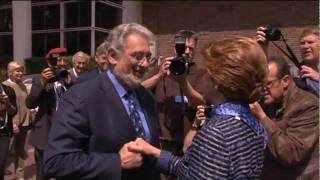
125,92,146,138
54,81,66,110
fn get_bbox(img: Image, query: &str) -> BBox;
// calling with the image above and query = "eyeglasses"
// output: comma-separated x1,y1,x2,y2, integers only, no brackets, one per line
130,51,153,63
265,78,280,88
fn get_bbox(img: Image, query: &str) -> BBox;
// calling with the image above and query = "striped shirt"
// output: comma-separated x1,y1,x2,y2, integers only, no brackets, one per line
158,101,267,179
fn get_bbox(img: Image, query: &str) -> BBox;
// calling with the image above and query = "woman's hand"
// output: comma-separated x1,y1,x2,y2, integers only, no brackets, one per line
128,138,161,158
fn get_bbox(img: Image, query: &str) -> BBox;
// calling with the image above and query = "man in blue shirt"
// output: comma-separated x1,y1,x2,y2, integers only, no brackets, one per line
43,23,161,180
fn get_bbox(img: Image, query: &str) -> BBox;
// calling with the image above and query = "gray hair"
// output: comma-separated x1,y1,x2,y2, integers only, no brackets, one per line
72,51,90,63
106,23,154,54
95,41,109,57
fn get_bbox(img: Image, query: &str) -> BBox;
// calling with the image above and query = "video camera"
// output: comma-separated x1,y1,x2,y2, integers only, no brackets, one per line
169,36,194,76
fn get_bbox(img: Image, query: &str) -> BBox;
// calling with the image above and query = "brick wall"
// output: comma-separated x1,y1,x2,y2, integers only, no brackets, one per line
142,1,318,69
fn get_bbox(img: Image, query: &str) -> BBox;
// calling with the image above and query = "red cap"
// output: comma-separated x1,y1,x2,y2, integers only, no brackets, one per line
45,47,68,59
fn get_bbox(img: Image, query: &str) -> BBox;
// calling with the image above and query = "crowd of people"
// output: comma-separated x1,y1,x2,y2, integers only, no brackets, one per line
0,22,318,180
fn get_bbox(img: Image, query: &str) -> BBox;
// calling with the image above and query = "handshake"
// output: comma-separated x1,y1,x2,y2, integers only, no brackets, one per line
119,138,161,169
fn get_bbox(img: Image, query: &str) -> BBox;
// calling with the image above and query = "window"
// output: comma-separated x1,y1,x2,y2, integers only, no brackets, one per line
32,33,60,56
65,2,91,28
32,0,58,2
107,0,122,5
0,1,11,6
32,4,60,30
96,2,122,29
30,1,123,57
65,31,91,55
0,35,13,57
95,31,109,48
0,8,12,32
0,4,12,59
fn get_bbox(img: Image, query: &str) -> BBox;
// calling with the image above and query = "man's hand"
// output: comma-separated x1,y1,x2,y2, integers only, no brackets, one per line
300,65,320,81
249,102,267,121
157,56,173,78
255,26,268,44
41,68,54,85
119,141,143,169
128,138,161,158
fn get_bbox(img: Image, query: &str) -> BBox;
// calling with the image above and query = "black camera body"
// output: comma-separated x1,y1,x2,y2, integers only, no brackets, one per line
49,66,69,83
47,53,69,82
169,40,193,76
204,105,215,118
264,27,282,41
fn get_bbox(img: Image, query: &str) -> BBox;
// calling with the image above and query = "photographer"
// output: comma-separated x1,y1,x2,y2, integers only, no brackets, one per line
256,26,319,96
26,47,70,180
250,57,318,179
143,30,205,160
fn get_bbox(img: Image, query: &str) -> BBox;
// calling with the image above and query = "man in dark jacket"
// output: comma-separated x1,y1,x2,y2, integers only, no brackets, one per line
26,47,70,180
43,23,160,180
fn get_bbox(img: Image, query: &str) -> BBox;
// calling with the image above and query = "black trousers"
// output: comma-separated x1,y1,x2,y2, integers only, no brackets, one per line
34,148,49,180
0,134,10,180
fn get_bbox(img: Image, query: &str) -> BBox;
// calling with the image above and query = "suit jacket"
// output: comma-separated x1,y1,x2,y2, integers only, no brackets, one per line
262,82,319,180
75,68,100,84
68,68,78,84
26,75,58,149
43,73,161,180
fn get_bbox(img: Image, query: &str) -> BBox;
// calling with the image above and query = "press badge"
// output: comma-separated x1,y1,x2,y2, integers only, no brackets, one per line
174,95,189,103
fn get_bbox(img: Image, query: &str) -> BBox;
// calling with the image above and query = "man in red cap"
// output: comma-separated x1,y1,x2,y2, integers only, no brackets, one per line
26,47,70,180
45,47,69,71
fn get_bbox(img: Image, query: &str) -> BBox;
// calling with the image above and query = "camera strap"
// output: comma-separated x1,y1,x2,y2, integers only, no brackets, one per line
271,35,302,70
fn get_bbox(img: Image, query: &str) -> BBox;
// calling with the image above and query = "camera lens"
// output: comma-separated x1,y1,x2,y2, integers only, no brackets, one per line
265,27,281,41
169,57,186,76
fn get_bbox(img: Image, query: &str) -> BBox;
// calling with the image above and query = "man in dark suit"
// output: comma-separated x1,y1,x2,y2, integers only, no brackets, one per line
43,23,160,180
76,42,109,84
26,47,70,180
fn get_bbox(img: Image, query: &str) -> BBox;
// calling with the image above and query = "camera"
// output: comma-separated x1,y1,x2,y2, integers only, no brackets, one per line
48,53,69,82
204,105,215,118
264,27,282,41
169,36,194,76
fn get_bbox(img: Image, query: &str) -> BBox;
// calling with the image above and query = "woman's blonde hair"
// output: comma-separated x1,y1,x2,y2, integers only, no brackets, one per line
202,37,268,103
7,61,24,77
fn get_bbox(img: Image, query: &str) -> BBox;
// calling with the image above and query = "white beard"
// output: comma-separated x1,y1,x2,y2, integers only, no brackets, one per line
113,68,142,90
